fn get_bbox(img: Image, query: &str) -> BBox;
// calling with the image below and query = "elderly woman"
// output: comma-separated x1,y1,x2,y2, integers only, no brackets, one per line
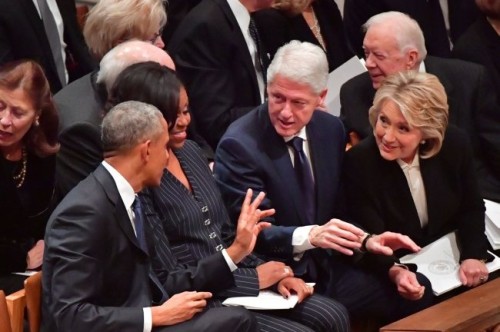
344,71,490,289
0,60,59,293
83,0,167,60
108,61,351,332
255,0,353,72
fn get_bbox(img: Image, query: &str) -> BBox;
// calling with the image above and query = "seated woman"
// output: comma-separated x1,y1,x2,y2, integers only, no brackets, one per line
344,71,490,288
107,61,351,332
0,60,59,294
255,0,353,72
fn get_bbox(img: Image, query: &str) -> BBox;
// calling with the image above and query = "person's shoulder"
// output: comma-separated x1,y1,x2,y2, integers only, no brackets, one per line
341,71,371,93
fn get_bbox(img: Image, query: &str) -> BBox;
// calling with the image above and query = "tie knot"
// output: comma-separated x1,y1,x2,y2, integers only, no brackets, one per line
288,137,304,153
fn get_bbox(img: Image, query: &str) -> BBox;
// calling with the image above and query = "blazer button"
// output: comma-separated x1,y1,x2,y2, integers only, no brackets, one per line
204,219,211,226
215,244,224,251
201,206,208,212
209,232,216,239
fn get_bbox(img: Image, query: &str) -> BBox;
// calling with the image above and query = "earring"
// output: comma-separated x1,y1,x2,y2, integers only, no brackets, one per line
34,118,40,126
420,140,426,145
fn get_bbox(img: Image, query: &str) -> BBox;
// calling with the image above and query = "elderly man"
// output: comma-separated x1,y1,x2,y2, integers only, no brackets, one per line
55,40,175,198
340,11,500,202
43,101,261,332
215,40,434,324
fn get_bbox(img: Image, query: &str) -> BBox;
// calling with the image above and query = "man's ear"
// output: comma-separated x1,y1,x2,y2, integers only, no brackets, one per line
140,140,152,163
406,49,419,70
319,89,328,105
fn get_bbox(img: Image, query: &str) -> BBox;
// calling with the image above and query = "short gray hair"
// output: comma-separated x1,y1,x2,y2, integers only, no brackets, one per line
97,40,174,94
267,41,328,94
363,11,427,63
102,101,164,153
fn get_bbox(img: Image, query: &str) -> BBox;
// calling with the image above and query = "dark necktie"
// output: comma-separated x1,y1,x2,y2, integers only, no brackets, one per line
287,137,315,225
132,196,169,303
249,17,267,84
36,0,66,87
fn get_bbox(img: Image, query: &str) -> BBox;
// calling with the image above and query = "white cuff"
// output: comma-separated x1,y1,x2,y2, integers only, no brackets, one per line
292,225,317,255
143,307,152,332
222,249,238,272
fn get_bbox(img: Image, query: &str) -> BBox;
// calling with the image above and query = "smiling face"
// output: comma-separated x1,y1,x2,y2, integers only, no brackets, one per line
374,99,423,163
168,87,190,150
267,74,325,137
363,24,416,89
0,87,38,154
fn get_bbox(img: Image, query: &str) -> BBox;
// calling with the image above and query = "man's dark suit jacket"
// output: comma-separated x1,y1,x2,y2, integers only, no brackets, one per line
343,126,489,262
0,0,95,93
343,0,479,58
254,0,353,73
42,164,235,332
452,16,500,105
215,104,346,283
54,71,105,199
340,56,500,202
168,0,263,149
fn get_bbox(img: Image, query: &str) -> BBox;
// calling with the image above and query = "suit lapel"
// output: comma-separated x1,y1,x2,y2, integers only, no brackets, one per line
93,165,147,255
215,0,260,96
260,108,306,226
19,0,49,46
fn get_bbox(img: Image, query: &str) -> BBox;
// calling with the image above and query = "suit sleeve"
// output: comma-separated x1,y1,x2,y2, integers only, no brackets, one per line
56,123,103,198
0,17,15,65
170,23,255,148
215,136,297,259
452,132,489,261
44,204,144,332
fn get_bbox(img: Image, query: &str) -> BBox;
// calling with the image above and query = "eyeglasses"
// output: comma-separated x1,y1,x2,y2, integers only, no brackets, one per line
147,28,164,44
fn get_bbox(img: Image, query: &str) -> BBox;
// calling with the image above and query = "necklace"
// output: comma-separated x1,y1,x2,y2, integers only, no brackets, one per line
304,7,326,51
12,148,27,188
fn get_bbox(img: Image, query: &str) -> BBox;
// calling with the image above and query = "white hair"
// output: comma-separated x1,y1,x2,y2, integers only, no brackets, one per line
267,40,328,94
363,11,427,63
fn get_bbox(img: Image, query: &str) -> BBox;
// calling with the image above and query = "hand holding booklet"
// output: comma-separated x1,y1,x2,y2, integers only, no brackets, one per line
222,283,315,310
400,232,500,296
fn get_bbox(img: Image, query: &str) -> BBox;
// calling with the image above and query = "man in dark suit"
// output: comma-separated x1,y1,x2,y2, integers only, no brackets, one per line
43,101,262,332
340,11,500,202
55,40,176,199
343,0,479,58
0,0,95,93
215,40,434,324
168,0,273,149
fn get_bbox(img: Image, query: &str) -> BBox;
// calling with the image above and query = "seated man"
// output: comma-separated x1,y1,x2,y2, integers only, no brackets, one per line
340,11,500,202
214,40,434,324
42,101,261,332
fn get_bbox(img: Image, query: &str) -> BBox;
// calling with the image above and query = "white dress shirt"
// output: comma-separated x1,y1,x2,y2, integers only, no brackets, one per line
226,0,265,103
397,155,429,228
31,0,68,84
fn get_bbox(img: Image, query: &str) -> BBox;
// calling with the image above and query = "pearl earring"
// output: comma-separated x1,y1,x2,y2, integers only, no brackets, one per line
420,140,426,145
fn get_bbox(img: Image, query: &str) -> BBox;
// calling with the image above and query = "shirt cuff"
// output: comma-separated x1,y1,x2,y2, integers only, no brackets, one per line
292,225,316,255
222,248,238,272
143,307,152,332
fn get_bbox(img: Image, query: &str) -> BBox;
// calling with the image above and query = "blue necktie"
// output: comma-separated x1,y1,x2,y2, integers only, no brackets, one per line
288,137,315,225
249,17,267,84
132,196,168,303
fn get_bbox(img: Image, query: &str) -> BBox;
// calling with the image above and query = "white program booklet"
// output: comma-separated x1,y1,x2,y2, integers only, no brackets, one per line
485,199,500,249
325,56,366,116
222,283,315,310
400,232,500,296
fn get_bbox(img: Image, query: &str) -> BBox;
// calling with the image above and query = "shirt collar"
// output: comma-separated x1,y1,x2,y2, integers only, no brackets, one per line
102,161,136,210
284,126,308,144
227,0,251,34
397,153,420,170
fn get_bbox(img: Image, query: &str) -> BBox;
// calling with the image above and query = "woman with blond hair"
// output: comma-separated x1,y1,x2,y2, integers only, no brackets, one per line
344,71,490,290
